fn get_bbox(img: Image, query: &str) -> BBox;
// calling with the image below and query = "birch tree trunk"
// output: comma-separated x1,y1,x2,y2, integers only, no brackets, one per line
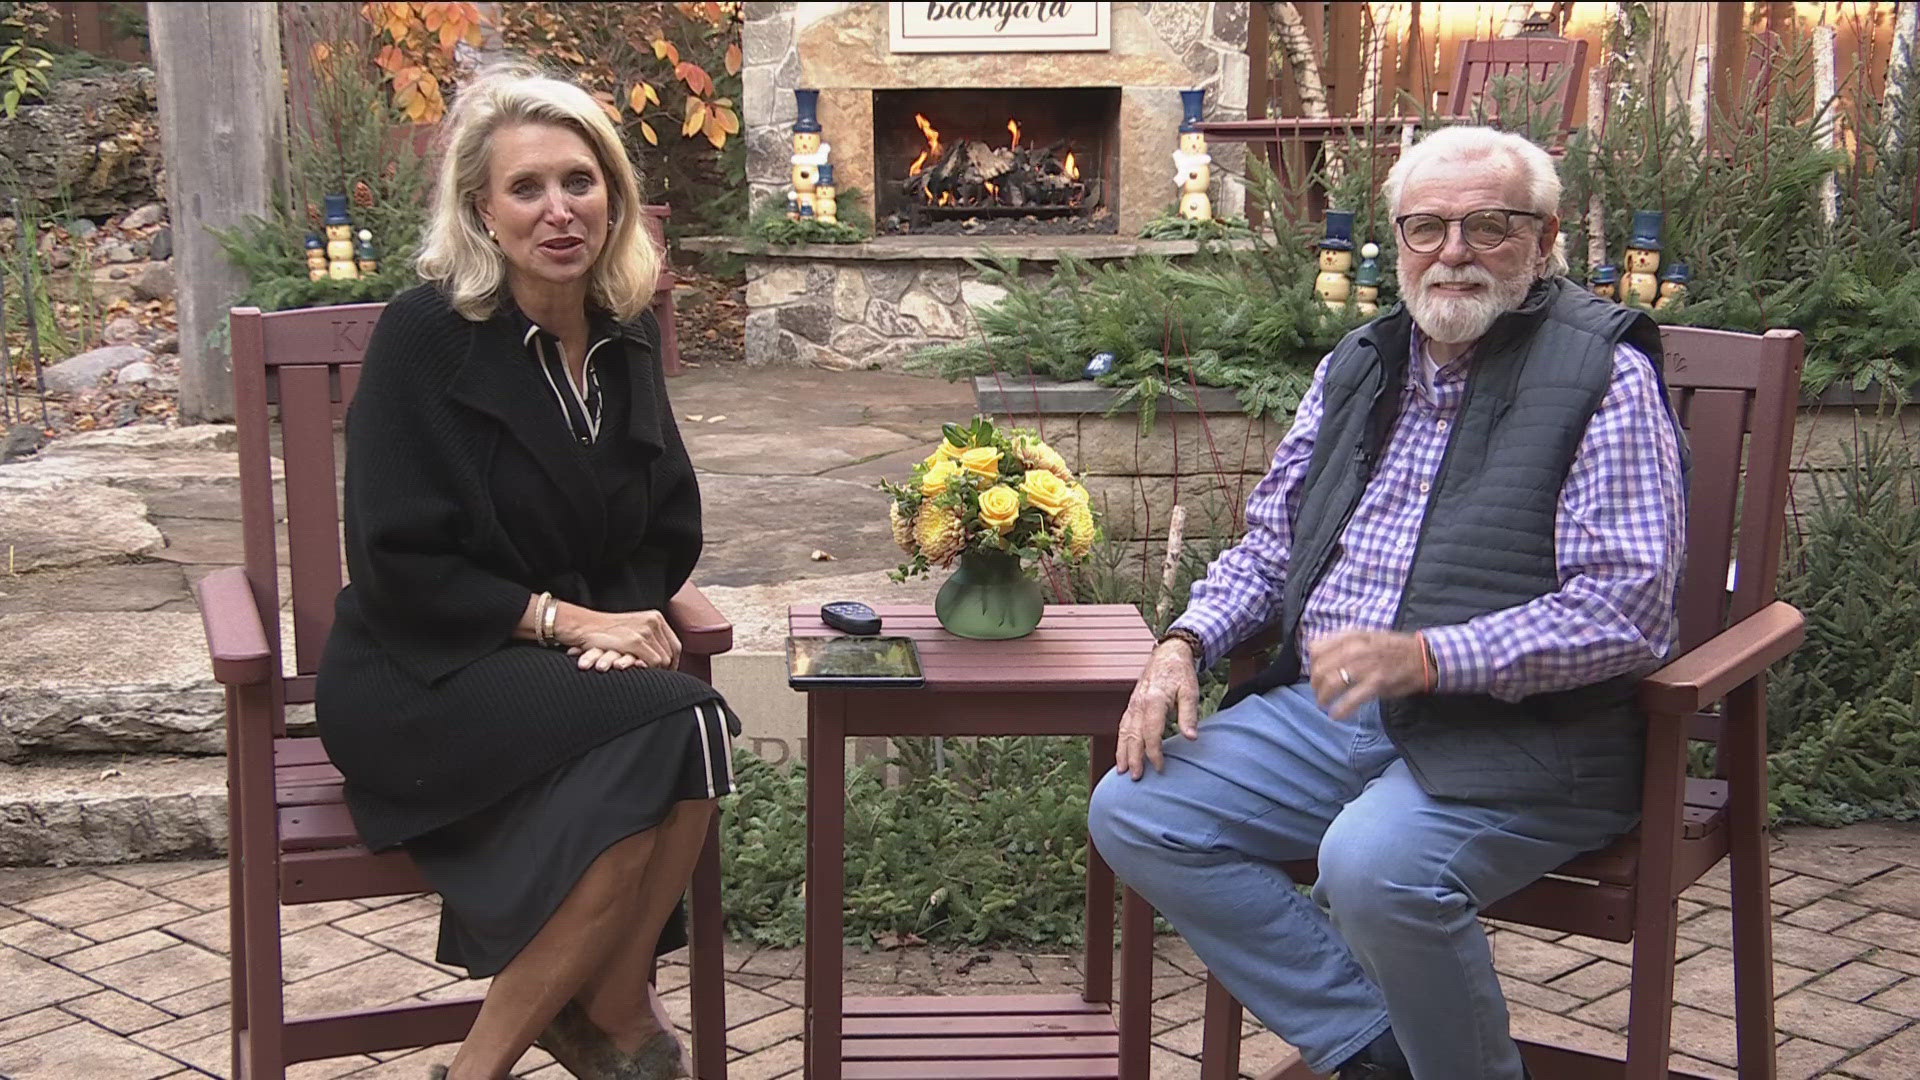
1814,24,1839,226
1891,2,1919,156
1271,2,1330,118
1586,67,1608,270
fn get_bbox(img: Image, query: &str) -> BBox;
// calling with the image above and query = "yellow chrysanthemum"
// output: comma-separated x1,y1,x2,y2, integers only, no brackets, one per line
1016,436,1074,483
914,503,967,566
889,500,916,553
1055,500,1096,559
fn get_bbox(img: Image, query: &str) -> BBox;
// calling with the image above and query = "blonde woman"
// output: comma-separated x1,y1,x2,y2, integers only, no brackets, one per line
316,65,733,1080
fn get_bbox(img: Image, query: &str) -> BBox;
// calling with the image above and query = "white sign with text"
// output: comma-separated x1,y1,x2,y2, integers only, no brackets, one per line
889,2,1112,53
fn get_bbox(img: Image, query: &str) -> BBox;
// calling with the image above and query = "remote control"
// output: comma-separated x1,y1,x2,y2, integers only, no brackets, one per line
819,601,882,636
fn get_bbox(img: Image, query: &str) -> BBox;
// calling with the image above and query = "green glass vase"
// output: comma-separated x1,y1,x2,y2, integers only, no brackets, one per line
935,548,1045,640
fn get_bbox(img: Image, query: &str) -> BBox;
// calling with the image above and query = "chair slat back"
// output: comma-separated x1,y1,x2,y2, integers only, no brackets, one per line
1447,36,1588,134
1659,326,1804,658
229,303,385,714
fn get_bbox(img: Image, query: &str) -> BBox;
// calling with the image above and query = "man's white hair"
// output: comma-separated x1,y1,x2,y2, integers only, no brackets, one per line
1382,125,1569,276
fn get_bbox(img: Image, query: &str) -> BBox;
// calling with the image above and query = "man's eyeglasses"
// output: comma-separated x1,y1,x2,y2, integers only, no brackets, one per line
1395,209,1543,254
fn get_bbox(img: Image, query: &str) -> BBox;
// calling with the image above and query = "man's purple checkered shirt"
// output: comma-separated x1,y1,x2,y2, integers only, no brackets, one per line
1171,333,1686,702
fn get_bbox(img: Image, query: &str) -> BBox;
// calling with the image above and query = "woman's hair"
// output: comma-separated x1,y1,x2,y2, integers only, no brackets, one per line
1383,125,1569,276
416,63,661,321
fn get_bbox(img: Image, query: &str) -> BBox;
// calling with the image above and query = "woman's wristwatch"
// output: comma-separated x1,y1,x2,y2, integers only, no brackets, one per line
1157,626,1206,667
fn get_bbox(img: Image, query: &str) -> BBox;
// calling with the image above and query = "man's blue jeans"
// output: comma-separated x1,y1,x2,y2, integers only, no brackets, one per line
1087,682,1636,1079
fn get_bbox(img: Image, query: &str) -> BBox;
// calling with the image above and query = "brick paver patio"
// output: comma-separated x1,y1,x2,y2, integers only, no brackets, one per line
1,821,1916,1079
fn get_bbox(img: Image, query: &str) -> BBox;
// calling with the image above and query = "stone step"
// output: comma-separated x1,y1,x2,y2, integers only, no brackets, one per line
0,754,226,866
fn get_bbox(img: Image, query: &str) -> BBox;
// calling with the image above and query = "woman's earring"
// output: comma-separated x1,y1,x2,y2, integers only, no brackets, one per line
486,228,497,241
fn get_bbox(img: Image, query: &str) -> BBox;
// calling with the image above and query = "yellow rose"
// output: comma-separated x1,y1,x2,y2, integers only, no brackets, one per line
1020,469,1073,518
958,446,1003,481
977,484,1022,533
921,459,961,496
923,439,965,468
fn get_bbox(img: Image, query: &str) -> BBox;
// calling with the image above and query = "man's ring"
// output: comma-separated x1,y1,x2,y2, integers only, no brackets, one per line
1340,667,1353,686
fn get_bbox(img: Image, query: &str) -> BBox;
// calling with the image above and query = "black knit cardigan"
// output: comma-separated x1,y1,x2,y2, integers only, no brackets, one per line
315,284,721,849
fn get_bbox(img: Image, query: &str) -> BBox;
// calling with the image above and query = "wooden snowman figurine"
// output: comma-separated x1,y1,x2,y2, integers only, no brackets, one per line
813,162,838,225
1315,210,1355,310
1624,210,1663,307
789,89,830,222
1352,242,1382,316
305,233,327,281
1173,89,1212,221
323,193,358,281
1589,264,1620,302
1656,261,1690,310
355,229,380,276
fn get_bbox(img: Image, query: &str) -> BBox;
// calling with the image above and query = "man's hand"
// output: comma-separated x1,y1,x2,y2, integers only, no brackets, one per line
1115,638,1202,780
1307,629,1427,720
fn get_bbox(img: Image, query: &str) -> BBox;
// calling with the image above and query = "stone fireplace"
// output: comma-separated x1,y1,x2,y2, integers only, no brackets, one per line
699,3,1251,372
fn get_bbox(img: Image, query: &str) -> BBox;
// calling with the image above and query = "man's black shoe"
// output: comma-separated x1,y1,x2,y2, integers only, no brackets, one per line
1334,1028,1414,1079
1334,1062,1413,1079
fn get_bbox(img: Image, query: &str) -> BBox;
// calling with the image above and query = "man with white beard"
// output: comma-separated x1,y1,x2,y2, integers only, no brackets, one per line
1088,126,1687,1080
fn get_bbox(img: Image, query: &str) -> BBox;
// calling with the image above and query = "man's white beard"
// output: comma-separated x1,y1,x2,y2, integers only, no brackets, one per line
1400,260,1537,345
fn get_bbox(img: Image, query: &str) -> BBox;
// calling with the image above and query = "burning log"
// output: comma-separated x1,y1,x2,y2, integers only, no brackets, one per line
902,138,1086,214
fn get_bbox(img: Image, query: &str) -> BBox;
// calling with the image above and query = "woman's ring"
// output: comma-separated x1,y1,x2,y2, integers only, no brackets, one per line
1340,667,1353,686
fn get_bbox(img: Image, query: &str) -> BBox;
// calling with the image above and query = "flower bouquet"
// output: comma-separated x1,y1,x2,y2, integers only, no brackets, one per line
882,416,1099,640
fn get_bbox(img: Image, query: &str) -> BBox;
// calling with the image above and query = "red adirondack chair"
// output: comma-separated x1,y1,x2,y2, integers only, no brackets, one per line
196,287,730,1077
1190,325,1806,1080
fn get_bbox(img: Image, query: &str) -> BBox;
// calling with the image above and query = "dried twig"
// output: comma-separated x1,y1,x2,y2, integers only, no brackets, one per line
1154,505,1187,628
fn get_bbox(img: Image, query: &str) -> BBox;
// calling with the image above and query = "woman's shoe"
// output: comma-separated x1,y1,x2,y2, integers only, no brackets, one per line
609,1028,689,1080
534,1000,621,1079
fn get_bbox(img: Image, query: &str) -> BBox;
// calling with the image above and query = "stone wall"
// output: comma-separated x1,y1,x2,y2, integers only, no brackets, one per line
740,2,1249,235
0,69,161,218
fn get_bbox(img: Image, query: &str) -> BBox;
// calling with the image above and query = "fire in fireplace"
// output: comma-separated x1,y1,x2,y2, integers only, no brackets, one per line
874,87,1120,235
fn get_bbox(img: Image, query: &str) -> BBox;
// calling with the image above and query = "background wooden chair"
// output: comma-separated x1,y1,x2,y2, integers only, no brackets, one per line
196,255,729,1078
1199,36,1590,221
1190,325,1807,1080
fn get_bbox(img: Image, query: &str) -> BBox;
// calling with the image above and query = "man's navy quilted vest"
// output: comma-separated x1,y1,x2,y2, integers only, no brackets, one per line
1221,276,1676,809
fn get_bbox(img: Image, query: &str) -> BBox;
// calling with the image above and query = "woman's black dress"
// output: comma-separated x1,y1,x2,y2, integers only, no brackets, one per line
315,284,735,977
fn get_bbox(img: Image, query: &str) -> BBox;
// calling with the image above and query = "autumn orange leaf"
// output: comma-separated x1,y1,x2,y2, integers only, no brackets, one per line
682,98,707,138
725,42,742,76
644,82,660,106
628,83,648,113
640,120,659,146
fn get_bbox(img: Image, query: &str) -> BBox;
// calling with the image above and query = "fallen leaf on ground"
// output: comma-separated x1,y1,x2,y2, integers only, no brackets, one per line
706,415,727,423
809,549,836,561
684,414,705,422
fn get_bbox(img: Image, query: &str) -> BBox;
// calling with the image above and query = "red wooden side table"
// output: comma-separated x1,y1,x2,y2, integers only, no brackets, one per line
787,603,1159,1080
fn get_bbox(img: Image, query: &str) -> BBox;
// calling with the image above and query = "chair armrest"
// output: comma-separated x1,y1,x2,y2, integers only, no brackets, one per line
1224,625,1285,665
193,566,273,686
1195,117,1419,141
1637,600,1805,717
667,582,733,657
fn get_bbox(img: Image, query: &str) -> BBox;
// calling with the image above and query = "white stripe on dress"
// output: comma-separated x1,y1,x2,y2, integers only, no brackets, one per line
718,705,736,789
693,702,717,799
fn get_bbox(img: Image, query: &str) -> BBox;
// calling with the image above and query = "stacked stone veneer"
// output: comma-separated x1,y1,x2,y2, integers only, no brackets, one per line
743,3,1250,231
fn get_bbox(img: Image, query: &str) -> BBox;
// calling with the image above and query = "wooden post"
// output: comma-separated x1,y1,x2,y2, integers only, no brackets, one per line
149,3,287,422
1709,1,1745,150
1328,1,1364,118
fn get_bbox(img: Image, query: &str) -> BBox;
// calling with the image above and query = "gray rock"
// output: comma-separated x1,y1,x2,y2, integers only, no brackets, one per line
69,218,99,239
107,266,129,280
149,373,180,393
0,756,227,865
151,332,179,355
121,202,166,230
776,301,833,344
3,424,46,462
0,482,161,572
865,266,917,302
114,361,157,385
41,344,151,394
41,423,234,453
131,262,174,302
102,316,143,344
0,70,160,217
108,401,141,426
147,226,171,261
103,241,140,264
47,247,72,270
